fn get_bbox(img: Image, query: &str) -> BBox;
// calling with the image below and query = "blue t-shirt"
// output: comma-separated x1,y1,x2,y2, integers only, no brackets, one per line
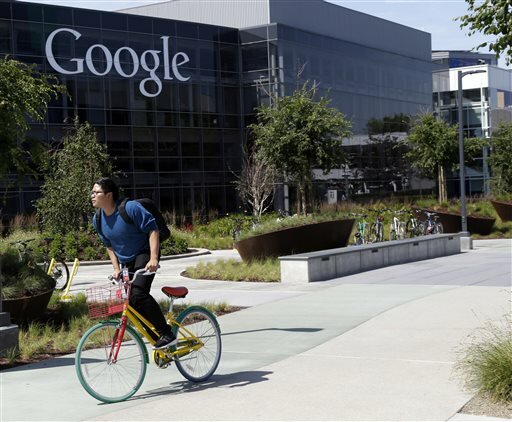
93,201,158,263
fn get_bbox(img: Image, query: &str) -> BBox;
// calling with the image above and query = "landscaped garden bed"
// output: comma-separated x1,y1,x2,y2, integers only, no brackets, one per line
234,218,355,262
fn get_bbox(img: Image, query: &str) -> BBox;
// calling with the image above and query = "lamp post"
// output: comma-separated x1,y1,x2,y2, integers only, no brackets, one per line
457,69,486,234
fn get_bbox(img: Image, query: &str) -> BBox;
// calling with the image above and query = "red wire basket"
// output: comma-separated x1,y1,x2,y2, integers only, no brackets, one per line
86,283,127,319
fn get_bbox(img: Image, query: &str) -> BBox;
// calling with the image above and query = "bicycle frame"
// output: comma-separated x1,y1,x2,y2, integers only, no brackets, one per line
110,298,205,365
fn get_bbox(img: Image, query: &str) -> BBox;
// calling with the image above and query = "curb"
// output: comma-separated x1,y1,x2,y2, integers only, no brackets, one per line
74,248,211,266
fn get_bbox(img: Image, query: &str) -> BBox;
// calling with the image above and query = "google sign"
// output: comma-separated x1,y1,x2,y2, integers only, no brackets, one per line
45,28,191,98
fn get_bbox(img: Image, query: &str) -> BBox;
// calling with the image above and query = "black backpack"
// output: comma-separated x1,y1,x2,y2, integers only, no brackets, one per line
95,198,171,243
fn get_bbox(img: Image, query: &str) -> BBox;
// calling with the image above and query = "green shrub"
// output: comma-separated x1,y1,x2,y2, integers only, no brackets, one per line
186,235,233,250
185,258,280,282
48,234,64,259
237,214,341,240
193,214,254,238
64,232,79,260
0,250,56,299
161,235,189,255
83,246,98,261
457,317,512,403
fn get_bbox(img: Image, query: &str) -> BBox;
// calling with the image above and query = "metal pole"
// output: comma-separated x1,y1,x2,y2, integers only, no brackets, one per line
458,69,486,234
458,70,468,234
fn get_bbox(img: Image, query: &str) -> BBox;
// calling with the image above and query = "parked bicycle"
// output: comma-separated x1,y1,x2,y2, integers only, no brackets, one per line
351,213,371,245
420,210,444,235
9,238,70,290
369,208,388,243
75,269,222,403
405,209,424,238
389,210,407,241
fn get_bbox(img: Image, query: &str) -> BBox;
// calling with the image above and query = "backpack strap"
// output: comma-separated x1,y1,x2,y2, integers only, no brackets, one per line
95,208,103,237
117,198,133,225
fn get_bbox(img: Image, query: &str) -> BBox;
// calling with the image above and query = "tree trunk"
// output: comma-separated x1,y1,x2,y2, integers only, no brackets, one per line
296,182,307,216
437,164,447,203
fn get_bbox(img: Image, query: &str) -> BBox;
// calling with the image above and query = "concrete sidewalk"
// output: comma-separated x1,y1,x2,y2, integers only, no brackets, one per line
1,239,510,421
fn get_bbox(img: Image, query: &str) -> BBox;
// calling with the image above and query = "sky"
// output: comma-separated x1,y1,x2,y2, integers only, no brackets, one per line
19,0,505,66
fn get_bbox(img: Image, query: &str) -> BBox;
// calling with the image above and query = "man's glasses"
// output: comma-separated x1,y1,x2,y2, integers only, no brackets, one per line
90,190,106,196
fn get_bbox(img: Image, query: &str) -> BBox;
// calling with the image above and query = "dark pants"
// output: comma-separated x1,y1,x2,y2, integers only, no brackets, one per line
124,252,172,339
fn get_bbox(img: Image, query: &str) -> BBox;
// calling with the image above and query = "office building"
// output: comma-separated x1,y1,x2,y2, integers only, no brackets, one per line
1,0,433,217
433,50,512,194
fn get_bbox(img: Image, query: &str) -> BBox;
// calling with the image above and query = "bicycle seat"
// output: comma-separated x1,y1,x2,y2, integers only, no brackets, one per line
161,286,188,298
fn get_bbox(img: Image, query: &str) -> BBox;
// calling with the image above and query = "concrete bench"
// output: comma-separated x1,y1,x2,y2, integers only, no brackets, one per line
279,233,462,283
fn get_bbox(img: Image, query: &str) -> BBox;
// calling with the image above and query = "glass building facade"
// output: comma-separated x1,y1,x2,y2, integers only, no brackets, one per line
1,0,433,217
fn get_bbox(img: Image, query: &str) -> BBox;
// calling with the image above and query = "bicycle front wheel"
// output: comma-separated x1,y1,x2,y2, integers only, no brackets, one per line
434,222,444,234
53,260,70,290
75,321,147,403
174,306,222,382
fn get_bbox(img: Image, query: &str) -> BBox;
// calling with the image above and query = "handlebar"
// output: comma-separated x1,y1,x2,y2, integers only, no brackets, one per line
9,238,35,246
108,268,159,284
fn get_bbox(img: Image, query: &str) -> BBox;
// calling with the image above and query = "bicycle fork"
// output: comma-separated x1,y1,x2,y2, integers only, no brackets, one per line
107,316,128,364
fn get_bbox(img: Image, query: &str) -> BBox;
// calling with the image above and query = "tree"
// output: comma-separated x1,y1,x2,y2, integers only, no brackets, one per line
404,113,482,203
458,0,512,64
0,57,64,180
36,119,114,234
488,123,512,196
234,146,276,219
249,82,352,215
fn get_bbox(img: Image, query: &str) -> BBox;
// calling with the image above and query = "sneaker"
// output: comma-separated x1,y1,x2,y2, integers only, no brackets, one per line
153,333,177,350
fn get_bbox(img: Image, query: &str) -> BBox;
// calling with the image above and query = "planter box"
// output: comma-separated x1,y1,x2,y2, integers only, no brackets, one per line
235,219,355,262
1,289,54,323
416,208,495,235
491,200,512,222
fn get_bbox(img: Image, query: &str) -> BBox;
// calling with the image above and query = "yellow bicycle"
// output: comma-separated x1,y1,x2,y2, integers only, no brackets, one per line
75,269,222,403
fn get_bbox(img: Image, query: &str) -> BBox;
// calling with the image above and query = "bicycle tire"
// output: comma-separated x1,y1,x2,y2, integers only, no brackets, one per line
75,321,147,403
370,223,383,243
53,260,70,290
354,233,363,245
405,219,416,237
434,222,444,234
389,227,397,241
173,306,221,383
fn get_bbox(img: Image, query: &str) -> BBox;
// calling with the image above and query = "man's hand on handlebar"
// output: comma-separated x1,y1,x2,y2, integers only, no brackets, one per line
145,258,159,273
108,267,159,283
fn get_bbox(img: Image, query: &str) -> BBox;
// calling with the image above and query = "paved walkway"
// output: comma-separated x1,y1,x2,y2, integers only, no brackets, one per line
1,239,510,421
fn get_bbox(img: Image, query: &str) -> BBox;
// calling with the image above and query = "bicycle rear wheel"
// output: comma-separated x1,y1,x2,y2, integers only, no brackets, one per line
398,222,406,240
370,223,384,243
75,321,147,403
53,260,70,290
405,220,416,237
389,225,397,241
174,306,221,382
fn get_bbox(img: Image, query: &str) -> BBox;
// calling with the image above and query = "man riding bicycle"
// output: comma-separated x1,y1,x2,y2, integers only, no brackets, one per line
91,177,176,350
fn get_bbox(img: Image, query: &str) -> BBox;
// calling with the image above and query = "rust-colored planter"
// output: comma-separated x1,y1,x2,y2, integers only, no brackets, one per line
491,200,512,222
1,289,54,323
235,219,355,262
417,209,495,235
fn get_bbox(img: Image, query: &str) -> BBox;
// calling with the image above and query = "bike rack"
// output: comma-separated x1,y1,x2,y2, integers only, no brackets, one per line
60,258,80,302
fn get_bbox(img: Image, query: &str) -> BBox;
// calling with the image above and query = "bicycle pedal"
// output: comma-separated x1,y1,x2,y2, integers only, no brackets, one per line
156,363,170,369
